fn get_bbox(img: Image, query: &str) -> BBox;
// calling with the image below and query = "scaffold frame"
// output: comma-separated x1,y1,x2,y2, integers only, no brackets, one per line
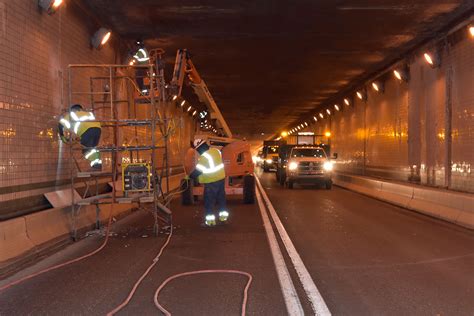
65,53,172,240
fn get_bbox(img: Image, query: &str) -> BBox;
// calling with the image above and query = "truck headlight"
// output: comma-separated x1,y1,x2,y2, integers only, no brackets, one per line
323,161,333,171
266,159,272,164
288,162,298,170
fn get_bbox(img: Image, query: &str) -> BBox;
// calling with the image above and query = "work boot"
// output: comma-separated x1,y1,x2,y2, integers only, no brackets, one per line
204,214,216,227
218,210,229,222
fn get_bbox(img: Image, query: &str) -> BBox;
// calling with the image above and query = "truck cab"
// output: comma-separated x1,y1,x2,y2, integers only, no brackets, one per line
284,146,335,189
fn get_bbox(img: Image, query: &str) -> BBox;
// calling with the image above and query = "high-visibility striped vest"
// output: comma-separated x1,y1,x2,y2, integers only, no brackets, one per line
59,110,101,137
196,148,226,184
134,48,150,64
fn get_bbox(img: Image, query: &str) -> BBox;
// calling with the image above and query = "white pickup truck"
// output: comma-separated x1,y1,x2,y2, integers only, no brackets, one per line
285,146,335,189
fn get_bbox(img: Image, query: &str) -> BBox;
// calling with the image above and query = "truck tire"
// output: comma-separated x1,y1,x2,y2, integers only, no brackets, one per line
288,180,294,189
243,175,256,204
181,179,194,205
325,180,332,190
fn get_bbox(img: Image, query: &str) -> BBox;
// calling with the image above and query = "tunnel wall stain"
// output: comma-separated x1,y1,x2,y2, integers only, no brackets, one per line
312,30,473,193
0,0,196,213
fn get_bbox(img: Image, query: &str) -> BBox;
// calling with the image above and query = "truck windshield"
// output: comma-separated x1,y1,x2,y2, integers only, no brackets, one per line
291,148,326,158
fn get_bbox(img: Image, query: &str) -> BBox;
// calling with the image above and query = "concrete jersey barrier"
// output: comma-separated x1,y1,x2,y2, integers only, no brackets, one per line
333,173,474,230
0,174,184,273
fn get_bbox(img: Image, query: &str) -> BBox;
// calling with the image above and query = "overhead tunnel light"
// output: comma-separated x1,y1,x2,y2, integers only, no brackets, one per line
371,81,384,93
313,116,318,122
393,66,410,82
91,28,112,49
172,95,178,101
423,51,440,68
334,104,340,111
344,98,351,106
393,70,402,80
38,0,63,14
180,100,186,107
356,88,367,101
326,109,331,115
319,113,324,119
470,25,474,37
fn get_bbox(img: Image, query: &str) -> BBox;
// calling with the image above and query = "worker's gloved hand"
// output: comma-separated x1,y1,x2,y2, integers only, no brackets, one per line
184,175,190,180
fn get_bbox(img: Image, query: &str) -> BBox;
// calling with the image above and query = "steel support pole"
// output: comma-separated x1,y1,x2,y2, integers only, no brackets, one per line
445,66,453,188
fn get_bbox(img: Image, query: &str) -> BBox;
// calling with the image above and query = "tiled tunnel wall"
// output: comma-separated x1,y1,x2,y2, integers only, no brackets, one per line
312,29,473,193
0,0,196,213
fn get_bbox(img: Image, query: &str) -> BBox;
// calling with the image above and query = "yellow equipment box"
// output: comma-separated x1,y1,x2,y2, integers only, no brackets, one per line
122,163,152,192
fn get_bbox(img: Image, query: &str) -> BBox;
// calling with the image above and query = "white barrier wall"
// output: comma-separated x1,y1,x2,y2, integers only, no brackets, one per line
334,173,474,229
309,24,473,193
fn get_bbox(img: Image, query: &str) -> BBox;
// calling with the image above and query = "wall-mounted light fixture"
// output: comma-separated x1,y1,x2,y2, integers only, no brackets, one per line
180,100,186,107
469,25,474,37
334,104,340,111
38,0,63,15
91,28,111,49
371,80,385,93
393,65,410,82
326,109,331,115
319,113,324,119
313,116,318,122
423,50,441,68
356,88,367,101
344,98,351,106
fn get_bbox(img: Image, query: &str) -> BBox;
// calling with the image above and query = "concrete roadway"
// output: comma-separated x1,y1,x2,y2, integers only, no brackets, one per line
1,171,473,315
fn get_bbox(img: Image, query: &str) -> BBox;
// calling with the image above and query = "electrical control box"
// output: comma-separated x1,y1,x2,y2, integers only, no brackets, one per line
122,163,151,192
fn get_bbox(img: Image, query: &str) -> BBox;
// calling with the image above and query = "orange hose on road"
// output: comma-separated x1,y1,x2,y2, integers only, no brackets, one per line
0,206,114,293
154,270,253,316
107,220,174,315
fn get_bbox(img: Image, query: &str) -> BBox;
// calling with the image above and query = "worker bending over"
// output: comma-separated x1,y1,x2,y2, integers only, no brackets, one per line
58,104,102,171
188,139,229,227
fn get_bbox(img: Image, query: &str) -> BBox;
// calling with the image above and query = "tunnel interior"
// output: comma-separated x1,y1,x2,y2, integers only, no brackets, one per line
83,0,472,138
0,1,474,315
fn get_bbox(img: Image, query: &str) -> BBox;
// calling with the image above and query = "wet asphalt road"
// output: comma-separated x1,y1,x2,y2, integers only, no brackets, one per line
0,196,287,315
258,171,474,315
1,170,473,315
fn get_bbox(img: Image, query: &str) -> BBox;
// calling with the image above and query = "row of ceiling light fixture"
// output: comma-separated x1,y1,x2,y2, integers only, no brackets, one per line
39,0,112,49
287,23,474,136
171,95,221,135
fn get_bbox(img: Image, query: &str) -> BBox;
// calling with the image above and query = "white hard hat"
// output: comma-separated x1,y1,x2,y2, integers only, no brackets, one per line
193,138,205,148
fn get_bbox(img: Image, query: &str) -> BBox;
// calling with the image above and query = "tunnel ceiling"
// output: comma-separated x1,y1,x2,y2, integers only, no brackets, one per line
83,0,473,139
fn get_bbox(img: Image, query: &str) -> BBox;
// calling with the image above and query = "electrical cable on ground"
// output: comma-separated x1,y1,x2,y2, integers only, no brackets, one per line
154,269,253,316
106,220,174,315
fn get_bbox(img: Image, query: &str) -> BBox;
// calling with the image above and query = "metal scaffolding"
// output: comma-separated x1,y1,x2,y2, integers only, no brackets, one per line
65,53,172,240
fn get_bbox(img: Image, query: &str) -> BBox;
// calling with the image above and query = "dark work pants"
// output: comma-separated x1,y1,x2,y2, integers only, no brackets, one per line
80,128,101,159
203,179,226,216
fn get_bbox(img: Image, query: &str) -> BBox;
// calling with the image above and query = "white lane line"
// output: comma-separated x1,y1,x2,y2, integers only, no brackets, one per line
255,188,304,315
256,177,332,316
